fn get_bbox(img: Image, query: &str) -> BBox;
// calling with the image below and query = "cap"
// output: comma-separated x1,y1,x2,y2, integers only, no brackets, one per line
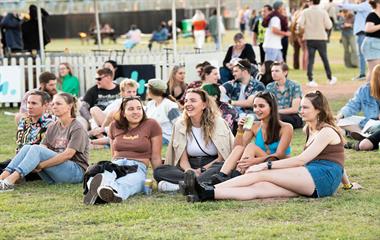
146,78,167,91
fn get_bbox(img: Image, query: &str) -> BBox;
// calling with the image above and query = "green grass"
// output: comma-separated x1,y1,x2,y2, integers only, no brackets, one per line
1,31,380,239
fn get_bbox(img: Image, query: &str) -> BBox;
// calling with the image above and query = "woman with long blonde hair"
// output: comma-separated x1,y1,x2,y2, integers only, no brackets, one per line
153,88,234,192
166,65,187,103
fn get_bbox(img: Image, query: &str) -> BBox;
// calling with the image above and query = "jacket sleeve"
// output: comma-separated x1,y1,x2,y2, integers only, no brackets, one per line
242,44,257,65
340,87,363,118
223,46,233,67
165,122,176,166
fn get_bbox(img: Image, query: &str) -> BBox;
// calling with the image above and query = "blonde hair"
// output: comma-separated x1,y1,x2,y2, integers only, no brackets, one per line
167,65,186,97
370,64,380,100
119,78,138,92
183,88,220,145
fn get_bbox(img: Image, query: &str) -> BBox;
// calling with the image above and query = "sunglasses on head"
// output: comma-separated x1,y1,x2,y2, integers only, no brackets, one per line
122,96,141,102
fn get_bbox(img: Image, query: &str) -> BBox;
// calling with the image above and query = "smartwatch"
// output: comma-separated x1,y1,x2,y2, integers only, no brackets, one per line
267,159,272,170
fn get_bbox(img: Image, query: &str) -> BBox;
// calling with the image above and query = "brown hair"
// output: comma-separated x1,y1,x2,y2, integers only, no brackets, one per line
201,65,217,81
304,91,343,139
58,62,73,86
97,68,113,77
369,0,380,9
183,88,220,145
29,90,51,105
39,71,56,85
167,65,186,97
148,86,176,102
56,92,78,118
254,91,282,144
115,96,147,132
370,64,380,100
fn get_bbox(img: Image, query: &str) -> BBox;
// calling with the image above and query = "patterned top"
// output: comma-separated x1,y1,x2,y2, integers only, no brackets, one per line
222,77,265,113
219,102,239,130
266,79,302,109
16,113,56,153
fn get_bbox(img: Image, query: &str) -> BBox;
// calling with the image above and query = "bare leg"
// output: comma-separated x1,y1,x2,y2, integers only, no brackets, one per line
341,169,350,185
90,106,106,127
219,146,245,175
215,181,299,200
358,139,374,150
215,167,315,196
0,171,11,180
4,171,21,184
238,143,267,173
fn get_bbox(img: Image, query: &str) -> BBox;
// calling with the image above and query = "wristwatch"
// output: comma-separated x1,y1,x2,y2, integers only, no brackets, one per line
267,159,272,170
201,167,207,172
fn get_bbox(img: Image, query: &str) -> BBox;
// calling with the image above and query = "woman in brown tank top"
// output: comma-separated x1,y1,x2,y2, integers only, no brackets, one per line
185,91,351,202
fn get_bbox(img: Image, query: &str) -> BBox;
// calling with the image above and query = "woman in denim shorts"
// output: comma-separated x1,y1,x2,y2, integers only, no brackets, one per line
185,91,346,202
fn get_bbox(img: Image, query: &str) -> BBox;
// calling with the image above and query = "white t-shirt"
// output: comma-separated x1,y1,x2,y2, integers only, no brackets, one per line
263,16,283,49
104,98,122,115
186,127,218,157
146,98,180,141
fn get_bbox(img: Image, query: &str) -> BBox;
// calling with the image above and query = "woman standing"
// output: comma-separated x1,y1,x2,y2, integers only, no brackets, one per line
85,97,162,203
153,89,234,192
185,91,346,202
0,93,88,192
57,63,80,97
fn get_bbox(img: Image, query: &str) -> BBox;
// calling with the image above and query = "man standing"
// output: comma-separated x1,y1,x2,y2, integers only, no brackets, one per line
15,71,57,123
253,5,273,63
266,62,303,129
0,90,55,180
262,1,290,62
79,68,120,129
298,0,336,87
220,59,265,116
339,0,372,81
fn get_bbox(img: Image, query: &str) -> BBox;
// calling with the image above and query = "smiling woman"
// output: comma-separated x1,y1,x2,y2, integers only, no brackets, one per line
153,88,234,193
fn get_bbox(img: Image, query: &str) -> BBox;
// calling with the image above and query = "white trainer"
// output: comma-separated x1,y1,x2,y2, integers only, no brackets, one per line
158,180,180,192
329,76,337,85
306,81,318,87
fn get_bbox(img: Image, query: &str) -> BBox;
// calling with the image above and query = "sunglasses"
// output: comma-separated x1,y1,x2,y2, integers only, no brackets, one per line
95,76,105,81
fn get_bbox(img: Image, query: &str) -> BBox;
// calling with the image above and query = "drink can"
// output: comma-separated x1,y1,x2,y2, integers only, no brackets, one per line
144,179,153,195
243,115,254,130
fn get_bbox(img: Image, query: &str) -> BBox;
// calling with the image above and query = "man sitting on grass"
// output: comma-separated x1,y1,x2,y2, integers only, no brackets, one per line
0,90,55,180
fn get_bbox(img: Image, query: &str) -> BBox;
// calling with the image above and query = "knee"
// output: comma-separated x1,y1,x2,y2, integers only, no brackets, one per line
359,139,374,151
90,106,101,115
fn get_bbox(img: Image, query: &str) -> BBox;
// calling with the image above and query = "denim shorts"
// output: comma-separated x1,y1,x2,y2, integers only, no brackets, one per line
305,160,343,198
361,37,380,60
264,48,283,62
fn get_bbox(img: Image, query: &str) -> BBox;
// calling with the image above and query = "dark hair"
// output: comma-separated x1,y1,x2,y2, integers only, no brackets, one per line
56,92,77,118
304,91,341,136
253,91,281,144
234,59,252,73
29,90,51,105
271,61,289,72
104,60,117,70
195,61,211,69
115,97,147,132
97,68,113,77
39,72,56,85
369,0,380,9
201,65,217,81
263,4,273,11
233,33,244,42
312,0,320,5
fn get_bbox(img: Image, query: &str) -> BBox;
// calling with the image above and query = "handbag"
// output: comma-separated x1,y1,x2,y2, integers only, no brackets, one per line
187,129,217,170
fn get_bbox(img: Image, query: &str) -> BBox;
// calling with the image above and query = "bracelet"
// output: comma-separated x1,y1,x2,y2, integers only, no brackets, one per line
343,183,353,190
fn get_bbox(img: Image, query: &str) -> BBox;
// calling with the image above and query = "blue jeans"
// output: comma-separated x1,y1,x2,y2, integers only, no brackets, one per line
264,48,283,62
5,145,84,184
110,159,147,200
356,34,366,76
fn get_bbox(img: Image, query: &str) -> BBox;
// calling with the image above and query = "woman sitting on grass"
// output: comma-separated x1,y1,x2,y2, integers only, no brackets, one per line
153,88,234,192
209,91,293,185
57,62,80,97
184,91,347,202
0,93,89,192
85,96,162,203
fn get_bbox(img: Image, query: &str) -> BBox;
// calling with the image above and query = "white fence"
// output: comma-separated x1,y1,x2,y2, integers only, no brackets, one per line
0,49,226,107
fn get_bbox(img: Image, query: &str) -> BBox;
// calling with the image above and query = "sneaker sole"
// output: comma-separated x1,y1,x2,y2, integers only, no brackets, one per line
83,174,103,205
98,187,122,203
0,188,14,193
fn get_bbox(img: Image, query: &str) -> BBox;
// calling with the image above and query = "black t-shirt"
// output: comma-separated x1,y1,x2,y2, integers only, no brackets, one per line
365,12,380,38
82,84,120,110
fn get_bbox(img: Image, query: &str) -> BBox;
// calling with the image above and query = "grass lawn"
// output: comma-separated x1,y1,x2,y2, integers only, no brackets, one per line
1,31,380,239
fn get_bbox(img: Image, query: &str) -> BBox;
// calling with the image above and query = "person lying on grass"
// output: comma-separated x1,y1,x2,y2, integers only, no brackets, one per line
183,90,357,202
84,96,162,204
0,93,89,192
209,91,293,185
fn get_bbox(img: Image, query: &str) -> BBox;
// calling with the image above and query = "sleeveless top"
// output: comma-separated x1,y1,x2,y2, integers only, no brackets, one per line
304,126,345,167
254,128,291,155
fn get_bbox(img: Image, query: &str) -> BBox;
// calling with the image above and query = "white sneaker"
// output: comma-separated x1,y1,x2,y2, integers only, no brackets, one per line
0,179,15,192
158,180,180,192
329,76,337,85
306,81,318,87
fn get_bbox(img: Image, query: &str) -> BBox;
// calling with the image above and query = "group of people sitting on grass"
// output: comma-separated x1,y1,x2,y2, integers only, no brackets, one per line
2,53,375,205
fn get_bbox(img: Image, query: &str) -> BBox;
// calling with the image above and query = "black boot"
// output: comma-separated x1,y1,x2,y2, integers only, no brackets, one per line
186,174,215,202
181,170,196,196
210,172,230,185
